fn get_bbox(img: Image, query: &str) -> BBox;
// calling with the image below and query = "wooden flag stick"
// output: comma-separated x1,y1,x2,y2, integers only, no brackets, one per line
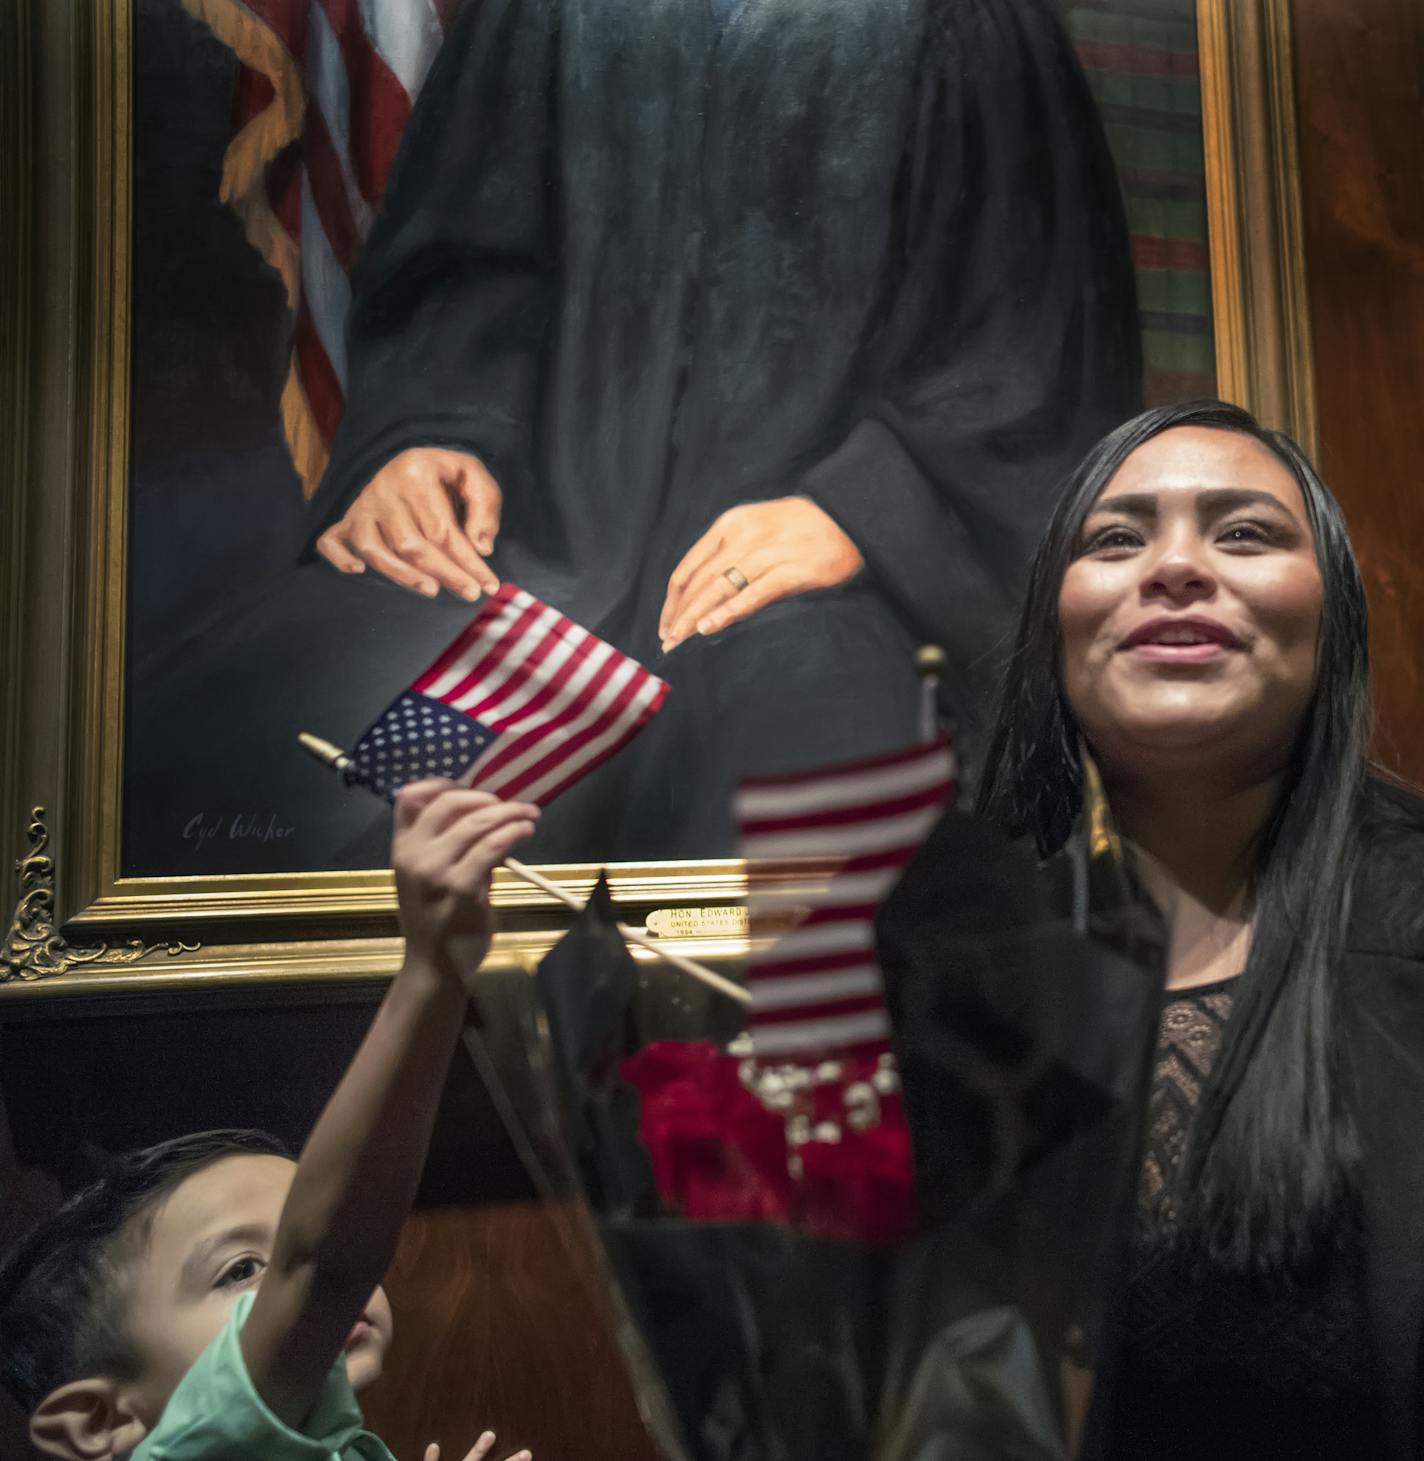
298,733,750,1006
501,855,749,1004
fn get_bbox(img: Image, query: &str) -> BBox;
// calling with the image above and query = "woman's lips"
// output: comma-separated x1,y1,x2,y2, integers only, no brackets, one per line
1127,641,1230,663
1118,616,1244,663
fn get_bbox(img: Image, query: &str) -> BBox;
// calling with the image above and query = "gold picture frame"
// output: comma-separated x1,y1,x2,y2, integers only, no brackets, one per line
0,0,1315,1002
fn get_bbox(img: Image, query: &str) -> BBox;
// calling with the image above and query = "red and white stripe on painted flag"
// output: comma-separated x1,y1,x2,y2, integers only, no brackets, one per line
410,583,667,804
737,739,956,1060
180,0,459,494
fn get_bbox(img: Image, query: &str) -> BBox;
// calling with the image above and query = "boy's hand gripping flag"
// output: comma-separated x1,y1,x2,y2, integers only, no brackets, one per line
346,584,669,803
737,738,956,1060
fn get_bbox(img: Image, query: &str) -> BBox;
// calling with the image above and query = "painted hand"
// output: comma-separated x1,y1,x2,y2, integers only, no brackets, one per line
316,448,502,601
658,496,865,651
392,782,539,984
423,1433,532,1461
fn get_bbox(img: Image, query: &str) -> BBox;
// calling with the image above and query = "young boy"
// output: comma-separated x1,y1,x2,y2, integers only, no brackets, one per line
0,782,538,1460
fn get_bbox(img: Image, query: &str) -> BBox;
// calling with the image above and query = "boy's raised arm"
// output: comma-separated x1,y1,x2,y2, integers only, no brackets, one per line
239,782,538,1426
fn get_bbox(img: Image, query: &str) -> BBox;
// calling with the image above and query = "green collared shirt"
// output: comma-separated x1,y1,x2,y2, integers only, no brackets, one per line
131,1293,397,1461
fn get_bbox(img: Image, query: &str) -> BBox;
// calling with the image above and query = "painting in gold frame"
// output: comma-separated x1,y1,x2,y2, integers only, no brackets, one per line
0,0,1313,999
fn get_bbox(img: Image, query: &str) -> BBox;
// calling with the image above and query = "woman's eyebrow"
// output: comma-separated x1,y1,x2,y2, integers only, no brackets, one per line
1190,486,1298,517
1088,487,1297,520
1085,491,1156,519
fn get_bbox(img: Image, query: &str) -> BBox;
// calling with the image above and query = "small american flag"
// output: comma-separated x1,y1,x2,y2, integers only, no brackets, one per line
349,584,668,803
737,740,956,1060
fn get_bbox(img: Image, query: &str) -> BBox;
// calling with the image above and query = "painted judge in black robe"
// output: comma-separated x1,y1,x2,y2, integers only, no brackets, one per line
125,0,1140,874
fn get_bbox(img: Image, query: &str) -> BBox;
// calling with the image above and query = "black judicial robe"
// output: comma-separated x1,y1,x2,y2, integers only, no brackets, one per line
308,0,1140,664
125,0,1140,872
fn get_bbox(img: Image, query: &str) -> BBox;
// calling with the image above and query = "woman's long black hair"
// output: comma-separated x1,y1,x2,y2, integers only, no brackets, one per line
977,399,1372,1266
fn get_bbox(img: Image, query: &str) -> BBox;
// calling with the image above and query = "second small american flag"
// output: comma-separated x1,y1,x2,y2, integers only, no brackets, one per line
349,584,668,804
737,739,957,1060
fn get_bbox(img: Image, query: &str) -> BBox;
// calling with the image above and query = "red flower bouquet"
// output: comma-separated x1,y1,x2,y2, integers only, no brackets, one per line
474,805,1166,1461
622,1041,793,1222
622,1041,916,1242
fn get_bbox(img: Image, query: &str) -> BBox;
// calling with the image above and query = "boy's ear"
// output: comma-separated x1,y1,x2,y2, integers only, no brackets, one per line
29,1380,147,1461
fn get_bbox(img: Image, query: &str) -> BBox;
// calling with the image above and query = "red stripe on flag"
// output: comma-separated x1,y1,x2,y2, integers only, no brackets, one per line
426,599,551,705
738,737,953,790
449,617,578,722
303,108,361,273
748,1028,889,1058
293,306,345,442
268,145,303,243
441,616,587,728
740,783,953,838
233,68,275,134
315,0,413,205
228,0,309,106
241,0,307,39
739,738,954,1061
476,634,604,736
491,665,661,797
748,992,890,1028
469,622,601,731
475,650,631,787
750,948,877,981
523,679,671,806
413,585,522,688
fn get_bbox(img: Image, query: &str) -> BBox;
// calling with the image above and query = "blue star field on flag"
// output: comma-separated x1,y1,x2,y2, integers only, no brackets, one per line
348,691,495,801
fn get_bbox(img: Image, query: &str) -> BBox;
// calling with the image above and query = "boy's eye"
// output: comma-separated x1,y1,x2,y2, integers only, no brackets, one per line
216,1256,265,1289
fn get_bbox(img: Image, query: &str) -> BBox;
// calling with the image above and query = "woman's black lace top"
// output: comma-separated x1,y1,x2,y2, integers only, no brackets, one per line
1094,978,1385,1459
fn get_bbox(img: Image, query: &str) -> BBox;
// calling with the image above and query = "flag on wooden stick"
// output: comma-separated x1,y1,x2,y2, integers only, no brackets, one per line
348,583,668,803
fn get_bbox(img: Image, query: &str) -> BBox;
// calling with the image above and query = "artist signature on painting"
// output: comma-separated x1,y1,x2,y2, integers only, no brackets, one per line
182,811,296,854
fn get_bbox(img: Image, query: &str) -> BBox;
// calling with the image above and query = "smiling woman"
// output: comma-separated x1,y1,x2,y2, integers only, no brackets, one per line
1059,426,1325,793
937,400,1424,1458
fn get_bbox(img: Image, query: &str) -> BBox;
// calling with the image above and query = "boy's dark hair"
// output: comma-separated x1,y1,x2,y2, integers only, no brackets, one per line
0,1129,288,1412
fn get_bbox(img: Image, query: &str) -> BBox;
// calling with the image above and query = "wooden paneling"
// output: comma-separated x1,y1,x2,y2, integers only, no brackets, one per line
363,1204,662,1461
1292,0,1424,783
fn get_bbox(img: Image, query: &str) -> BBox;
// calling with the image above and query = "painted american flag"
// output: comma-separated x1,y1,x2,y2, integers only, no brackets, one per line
349,584,668,803
737,739,956,1061
179,0,459,496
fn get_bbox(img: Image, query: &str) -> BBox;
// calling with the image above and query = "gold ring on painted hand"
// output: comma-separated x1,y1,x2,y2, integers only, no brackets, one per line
723,566,750,593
